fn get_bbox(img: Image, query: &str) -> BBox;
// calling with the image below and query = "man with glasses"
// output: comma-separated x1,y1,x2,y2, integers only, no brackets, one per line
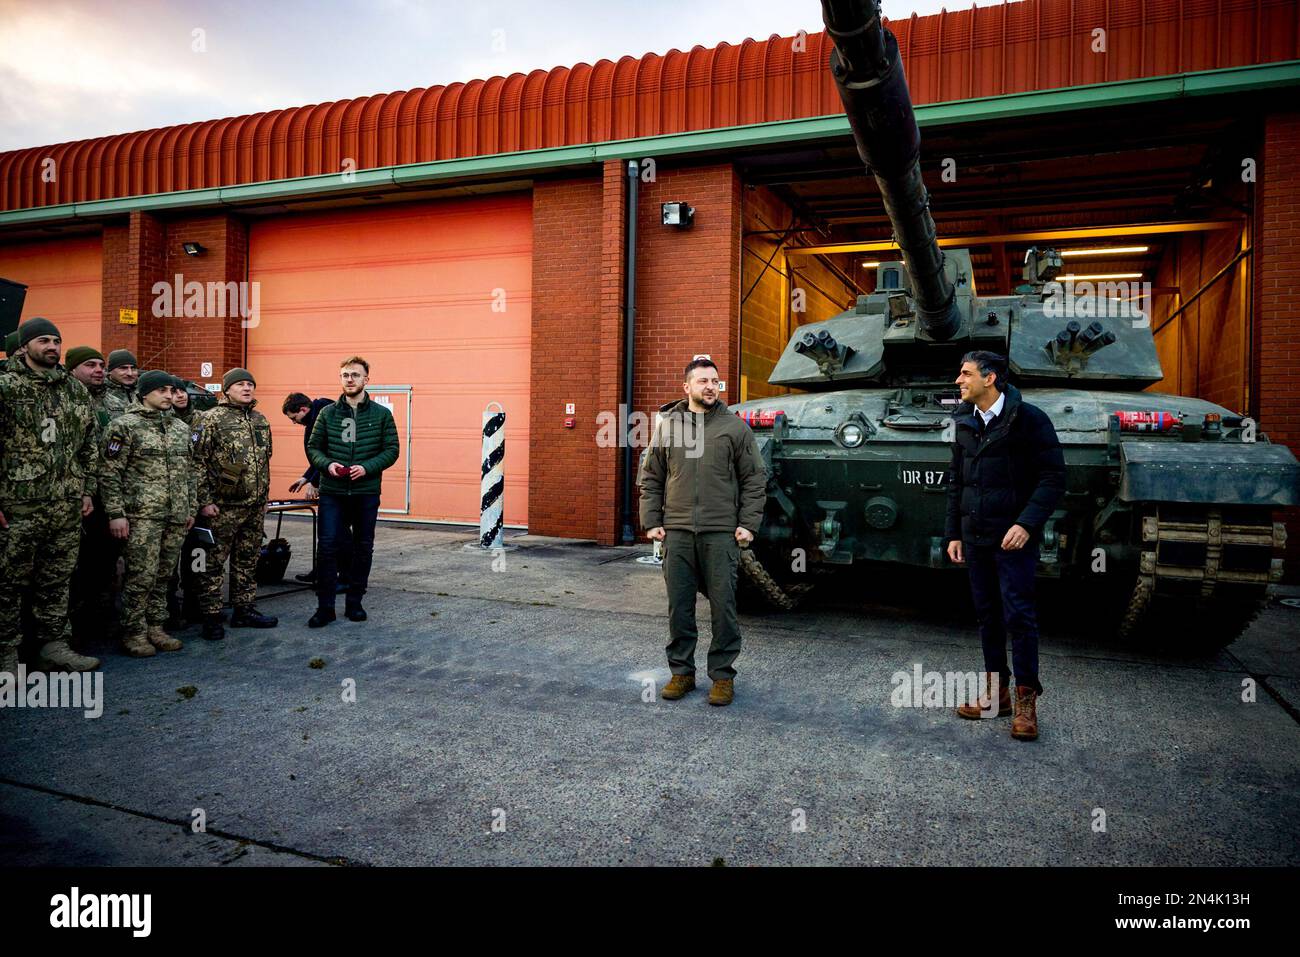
305,357,400,628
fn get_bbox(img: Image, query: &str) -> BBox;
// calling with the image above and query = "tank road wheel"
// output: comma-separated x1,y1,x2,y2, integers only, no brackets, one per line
737,548,813,614
1115,506,1282,653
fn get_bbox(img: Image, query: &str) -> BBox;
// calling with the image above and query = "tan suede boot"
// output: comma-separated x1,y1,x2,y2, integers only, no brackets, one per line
956,672,1012,719
1011,686,1039,741
708,678,734,706
147,625,183,652
39,640,101,672
121,632,157,658
661,674,696,700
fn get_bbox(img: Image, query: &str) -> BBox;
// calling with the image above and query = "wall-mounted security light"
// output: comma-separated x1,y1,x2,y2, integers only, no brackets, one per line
661,202,694,228
182,242,206,257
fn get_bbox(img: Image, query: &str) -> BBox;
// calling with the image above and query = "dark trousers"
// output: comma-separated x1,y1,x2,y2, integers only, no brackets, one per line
69,504,120,641
663,530,743,680
317,493,379,609
965,541,1042,693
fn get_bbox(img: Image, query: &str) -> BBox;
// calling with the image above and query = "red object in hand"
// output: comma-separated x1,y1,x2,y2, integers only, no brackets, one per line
328,463,346,477
1115,411,1179,433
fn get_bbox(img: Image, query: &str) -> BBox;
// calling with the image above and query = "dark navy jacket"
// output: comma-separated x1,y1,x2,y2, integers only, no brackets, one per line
944,382,1066,547
299,397,334,486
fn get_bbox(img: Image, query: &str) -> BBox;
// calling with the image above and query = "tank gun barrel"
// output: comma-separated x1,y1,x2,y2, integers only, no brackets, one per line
820,0,961,341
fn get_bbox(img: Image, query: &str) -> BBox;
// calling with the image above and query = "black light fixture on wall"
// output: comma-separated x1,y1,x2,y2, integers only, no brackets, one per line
661,202,694,228
182,242,206,256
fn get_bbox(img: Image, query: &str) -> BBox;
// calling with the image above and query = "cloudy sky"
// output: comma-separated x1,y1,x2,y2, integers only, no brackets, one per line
0,0,950,151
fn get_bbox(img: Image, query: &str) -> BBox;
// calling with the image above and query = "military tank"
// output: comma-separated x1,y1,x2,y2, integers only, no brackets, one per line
728,0,1299,648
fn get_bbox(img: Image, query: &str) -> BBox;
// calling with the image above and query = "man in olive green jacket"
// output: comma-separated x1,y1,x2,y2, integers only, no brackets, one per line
638,357,767,706
306,356,400,627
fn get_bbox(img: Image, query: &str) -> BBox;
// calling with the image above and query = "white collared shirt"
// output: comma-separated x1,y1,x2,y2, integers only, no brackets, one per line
977,390,1005,427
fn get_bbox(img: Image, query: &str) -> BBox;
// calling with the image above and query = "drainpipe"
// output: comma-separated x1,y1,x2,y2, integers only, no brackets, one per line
620,159,639,544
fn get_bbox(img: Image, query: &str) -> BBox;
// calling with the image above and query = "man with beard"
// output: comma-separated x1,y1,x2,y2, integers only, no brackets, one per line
638,357,766,707
0,318,101,673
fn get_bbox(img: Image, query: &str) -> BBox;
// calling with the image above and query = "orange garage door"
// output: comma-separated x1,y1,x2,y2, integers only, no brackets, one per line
248,195,531,525
0,235,103,350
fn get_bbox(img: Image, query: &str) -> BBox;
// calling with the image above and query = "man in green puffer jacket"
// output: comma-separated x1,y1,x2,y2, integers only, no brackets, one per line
638,357,767,707
306,356,400,627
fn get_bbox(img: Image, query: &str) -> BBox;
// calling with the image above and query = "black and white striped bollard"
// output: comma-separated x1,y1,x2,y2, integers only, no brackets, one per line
480,402,505,548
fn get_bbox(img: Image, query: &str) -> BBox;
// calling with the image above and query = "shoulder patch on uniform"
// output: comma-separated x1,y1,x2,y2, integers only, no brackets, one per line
105,434,125,459
191,429,202,445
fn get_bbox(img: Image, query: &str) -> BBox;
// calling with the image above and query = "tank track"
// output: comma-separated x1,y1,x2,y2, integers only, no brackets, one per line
738,548,814,612
1117,506,1285,650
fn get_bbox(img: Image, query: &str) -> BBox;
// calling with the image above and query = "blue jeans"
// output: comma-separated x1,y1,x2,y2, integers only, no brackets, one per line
317,493,379,609
964,542,1042,694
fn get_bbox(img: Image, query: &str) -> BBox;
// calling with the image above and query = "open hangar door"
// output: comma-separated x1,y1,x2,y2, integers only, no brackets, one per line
0,234,103,350
247,194,531,525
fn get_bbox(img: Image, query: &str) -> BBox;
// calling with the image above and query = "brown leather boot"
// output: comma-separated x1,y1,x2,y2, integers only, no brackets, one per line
956,672,1011,719
708,678,734,707
1011,686,1039,740
661,674,696,700
121,632,157,658
147,625,183,652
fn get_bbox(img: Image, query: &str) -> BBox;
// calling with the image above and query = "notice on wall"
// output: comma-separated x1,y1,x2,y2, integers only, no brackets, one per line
372,394,393,410
118,308,138,325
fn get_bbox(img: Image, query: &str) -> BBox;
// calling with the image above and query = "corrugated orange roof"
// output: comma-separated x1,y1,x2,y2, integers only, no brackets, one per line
2,0,1296,212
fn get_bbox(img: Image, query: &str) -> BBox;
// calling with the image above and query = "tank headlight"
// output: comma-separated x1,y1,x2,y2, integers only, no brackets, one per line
838,422,865,448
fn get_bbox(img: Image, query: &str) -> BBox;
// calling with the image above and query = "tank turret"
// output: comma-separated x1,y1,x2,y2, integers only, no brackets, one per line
769,0,1163,391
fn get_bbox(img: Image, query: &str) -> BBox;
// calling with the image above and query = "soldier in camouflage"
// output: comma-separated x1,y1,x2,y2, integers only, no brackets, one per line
66,345,120,642
3,329,24,372
0,318,101,674
102,349,139,417
191,367,278,639
100,371,198,657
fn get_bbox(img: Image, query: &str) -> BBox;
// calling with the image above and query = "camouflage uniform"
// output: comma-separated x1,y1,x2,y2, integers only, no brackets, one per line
102,380,137,418
191,398,272,614
0,357,99,666
99,405,197,641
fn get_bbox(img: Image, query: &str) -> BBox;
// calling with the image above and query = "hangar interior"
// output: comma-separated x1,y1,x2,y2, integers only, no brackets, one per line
738,93,1263,416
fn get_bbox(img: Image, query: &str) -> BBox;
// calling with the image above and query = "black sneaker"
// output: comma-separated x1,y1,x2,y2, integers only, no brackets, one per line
201,614,225,641
230,605,278,628
294,571,317,584
344,603,367,622
308,607,337,628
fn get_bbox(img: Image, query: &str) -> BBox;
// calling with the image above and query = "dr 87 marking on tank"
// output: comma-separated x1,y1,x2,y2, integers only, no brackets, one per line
901,469,946,486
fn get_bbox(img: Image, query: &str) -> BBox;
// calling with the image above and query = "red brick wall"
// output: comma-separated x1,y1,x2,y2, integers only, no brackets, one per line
159,214,247,384
100,211,247,382
529,177,605,540
631,163,742,417
1257,110,1300,576
100,210,164,358
528,160,744,543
